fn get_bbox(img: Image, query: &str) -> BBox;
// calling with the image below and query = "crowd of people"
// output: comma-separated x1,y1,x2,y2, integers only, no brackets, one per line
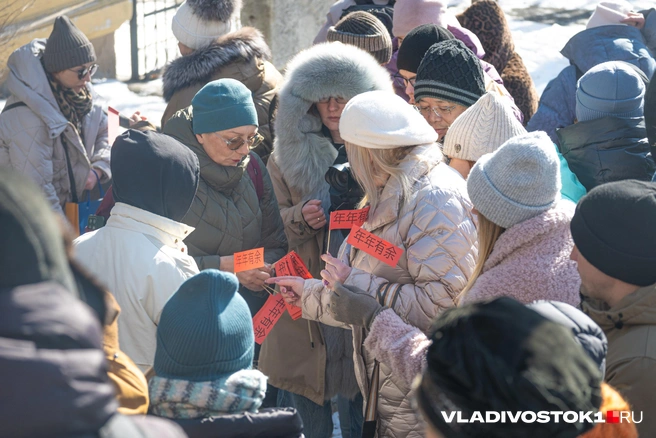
1,0,655,437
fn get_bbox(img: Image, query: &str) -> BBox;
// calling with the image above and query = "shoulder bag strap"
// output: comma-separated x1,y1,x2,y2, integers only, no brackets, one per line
247,151,264,202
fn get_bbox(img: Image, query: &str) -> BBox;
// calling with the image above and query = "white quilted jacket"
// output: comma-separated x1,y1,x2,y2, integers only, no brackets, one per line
0,39,111,214
301,144,478,437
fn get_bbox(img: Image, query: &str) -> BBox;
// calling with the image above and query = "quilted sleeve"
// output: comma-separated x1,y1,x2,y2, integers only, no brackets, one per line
266,155,322,249
300,278,351,329
89,110,111,182
526,66,577,145
256,154,289,264
1,109,63,214
344,190,478,333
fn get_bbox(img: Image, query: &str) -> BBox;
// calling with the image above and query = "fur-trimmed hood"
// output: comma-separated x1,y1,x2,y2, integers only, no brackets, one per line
272,42,393,198
163,27,271,102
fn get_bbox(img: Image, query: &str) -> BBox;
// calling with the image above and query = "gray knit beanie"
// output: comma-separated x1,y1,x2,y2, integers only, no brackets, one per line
467,131,561,229
43,16,96,73
444,92,526,162
327,11,393,65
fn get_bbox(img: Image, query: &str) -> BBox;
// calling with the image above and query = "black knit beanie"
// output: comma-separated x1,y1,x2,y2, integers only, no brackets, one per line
418,297,602,438
111,129,200,222
397,24,454,73
571,180,656,286
414,39,486,107
327,11,393,65
43,16,96,73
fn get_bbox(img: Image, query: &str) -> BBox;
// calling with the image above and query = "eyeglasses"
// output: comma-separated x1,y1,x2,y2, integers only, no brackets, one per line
214,132,264,151
317,96,348,104
414,103,457,119
393,74,416,88
70,64,98,80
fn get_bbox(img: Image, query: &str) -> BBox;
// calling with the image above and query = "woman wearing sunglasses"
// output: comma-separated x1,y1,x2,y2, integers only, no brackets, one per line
162,79,287,346
0,16,112,215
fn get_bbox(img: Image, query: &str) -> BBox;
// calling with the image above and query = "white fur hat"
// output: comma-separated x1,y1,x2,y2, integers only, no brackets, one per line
172,0,242,50
443,92,526,162
340,90,438,149
586,1,632,29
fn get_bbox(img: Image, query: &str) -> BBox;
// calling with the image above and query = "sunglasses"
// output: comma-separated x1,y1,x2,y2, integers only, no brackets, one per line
70,64,98,80
215,132,265,151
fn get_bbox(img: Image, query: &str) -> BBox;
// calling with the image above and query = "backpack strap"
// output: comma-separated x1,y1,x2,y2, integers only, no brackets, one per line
1,101,27,114
247,152,264,202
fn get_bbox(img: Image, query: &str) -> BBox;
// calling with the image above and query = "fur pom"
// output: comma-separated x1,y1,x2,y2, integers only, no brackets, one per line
187,0,242,22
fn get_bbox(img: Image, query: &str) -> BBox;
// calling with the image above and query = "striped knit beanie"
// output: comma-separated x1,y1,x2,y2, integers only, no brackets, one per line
414,39,485,107
154,270,254,381
327,11,393,65
443,92,526,162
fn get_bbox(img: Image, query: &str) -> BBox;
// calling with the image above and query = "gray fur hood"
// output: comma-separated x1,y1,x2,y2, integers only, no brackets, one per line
272,42,393,197
162,27,271,102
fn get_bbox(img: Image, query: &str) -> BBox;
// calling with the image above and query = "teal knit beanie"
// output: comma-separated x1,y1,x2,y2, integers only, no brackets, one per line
154,270,254,381
191,78,258,135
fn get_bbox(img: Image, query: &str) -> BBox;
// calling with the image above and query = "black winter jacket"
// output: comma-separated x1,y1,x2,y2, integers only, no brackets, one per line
557,117,655,191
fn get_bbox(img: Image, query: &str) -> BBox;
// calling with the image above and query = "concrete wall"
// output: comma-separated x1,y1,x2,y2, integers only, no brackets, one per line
242,0,336,71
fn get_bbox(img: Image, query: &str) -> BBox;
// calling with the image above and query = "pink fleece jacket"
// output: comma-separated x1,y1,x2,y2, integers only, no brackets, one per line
460,200,581,307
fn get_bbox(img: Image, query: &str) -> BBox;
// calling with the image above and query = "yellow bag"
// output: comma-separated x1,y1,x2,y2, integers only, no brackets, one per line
64,202,80,238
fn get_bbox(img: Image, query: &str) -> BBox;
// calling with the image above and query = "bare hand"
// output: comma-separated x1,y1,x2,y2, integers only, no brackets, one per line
237,264,273,291
621,12,645,29
267,276,305,307
128,111,148,127
84,169,101,191
320,253,352,289
302,199,326,230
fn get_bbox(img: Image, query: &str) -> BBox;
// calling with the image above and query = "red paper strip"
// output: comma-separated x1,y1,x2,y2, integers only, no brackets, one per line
347,225,403,267
285,301,303,320
329,206,370,230
274,251,311,320
234,247,265,273
253,294,286,344
108,107,120,146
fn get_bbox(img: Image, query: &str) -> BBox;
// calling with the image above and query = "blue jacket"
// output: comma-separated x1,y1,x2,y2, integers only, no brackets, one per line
527,23,656,144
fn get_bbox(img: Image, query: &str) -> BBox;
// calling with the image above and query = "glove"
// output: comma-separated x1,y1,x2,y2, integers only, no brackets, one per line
329,283,386,329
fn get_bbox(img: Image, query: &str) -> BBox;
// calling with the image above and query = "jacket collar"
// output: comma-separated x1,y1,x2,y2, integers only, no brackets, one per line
582,284,656,332
107,203,195,249
365,144,441,232
162,27,271,102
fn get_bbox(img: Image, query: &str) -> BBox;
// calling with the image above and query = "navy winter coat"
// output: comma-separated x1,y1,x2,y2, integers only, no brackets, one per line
527,23,656,144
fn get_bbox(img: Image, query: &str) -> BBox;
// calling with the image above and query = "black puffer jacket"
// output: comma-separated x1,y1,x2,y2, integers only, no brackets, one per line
557,117,655,191
172,407,304,438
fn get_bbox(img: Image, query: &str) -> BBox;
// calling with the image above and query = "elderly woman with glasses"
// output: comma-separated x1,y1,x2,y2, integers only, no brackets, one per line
163,79,287,331
0,16,119,215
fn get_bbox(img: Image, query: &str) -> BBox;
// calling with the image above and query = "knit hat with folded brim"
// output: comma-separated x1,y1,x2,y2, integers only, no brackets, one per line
443,92,526,161
340,90,437,149
467,131,561,229
396,24,454,73
43,16,96,73
327,11,393,65
414,39,486,107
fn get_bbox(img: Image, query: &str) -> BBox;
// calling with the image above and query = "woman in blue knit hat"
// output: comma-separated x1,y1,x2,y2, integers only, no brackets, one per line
149,269,303,438
162,79,287,355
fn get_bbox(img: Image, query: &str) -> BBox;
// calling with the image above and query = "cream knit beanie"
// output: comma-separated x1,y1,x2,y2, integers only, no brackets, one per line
172,0,242,50
586,1,632,29
340,90,437,149
443,92,526,162
467,131,561,229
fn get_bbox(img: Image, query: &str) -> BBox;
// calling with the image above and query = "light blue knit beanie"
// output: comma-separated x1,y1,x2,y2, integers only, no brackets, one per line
191,78,258,135
576,61,645,122
467,131,561,229
154,270,254,381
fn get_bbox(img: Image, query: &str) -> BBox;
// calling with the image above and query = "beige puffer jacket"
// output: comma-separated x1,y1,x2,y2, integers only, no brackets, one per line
0,39,110,215
301,144,478,438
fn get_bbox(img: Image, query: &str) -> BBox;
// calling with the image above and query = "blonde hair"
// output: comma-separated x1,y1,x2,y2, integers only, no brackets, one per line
458,212,505,302
345,142,416,211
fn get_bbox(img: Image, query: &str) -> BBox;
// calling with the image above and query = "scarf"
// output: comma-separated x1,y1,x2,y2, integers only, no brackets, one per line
44,64,93,137
148,369,267,419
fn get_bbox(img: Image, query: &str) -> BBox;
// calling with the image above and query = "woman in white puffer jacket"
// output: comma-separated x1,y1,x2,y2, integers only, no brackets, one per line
270,90,478,438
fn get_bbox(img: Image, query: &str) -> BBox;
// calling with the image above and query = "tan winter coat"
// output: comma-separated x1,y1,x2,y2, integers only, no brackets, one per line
582,284,656,438
161,27,282,163
0,39,111,215
302,144,478,438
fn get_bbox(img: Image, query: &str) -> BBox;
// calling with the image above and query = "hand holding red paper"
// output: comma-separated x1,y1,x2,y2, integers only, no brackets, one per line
233,248,270,291
320,253,352,289
266,276,305,307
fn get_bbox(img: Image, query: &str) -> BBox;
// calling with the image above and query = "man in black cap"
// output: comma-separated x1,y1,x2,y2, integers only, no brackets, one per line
570,179,656,438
